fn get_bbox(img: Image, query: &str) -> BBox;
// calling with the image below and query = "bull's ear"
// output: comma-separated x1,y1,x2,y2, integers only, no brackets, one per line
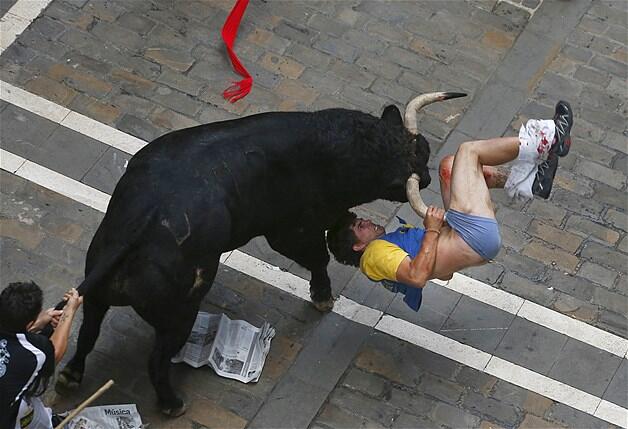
381,105,403,127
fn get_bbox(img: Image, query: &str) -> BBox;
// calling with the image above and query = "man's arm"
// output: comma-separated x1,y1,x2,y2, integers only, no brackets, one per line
50,288,82,363
395,206,445,288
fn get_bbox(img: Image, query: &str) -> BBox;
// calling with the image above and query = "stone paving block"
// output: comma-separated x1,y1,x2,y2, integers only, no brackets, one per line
315,402,386,429
440,296,515,352
313,36,359,63
605,209,627,232
117,113,163,142
185,398,247,429
463,391,521,427
338,85,389,114
41,125,109,182
116,11,156,35
603,358,628,407
593,287,628,315
545,271,594,301
547,402,616,429
0,218,45,250
69,86,121,119
343,29,387,55
527,220,583,253
490,380,533,411
308,13,350,38
288,313,369,390
498,224,529,252
495,250,547,281
387,282,461,332
551,293,598,322
151,87,203,117
593,183,627,211
577,158,627,190
48,63,113,98
387,387,438,416
328,387,397,427
519,414,566,429
566,214,621,245
24,75,78,106
341,367,386,398
391,412,437,429
456,367,499,396
82,146,130,194
495,318,567,374
548,338,622,397
150,107,200,131
353,346,405,385
581,241,626,272
284,43,331,70
461,262,505,285
0,104,58,159
418,373,465,405
431,401,481,429
577,261,618,289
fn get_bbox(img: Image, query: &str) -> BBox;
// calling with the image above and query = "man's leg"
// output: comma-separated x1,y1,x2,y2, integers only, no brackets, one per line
439,154,509,210
447,136,521,218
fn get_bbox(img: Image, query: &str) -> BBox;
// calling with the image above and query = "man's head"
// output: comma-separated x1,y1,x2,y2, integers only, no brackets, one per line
327,211,385,267
0,281,43,332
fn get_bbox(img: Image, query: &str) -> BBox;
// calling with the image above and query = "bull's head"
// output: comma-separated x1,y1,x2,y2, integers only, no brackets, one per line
377,91,466,202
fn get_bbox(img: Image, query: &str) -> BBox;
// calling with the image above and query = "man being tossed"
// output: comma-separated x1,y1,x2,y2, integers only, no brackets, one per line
327,101,573,310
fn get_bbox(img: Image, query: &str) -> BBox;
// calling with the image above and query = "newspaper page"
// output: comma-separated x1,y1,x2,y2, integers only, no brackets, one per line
171,312,221,368
64,404,142,429
172,312,275,383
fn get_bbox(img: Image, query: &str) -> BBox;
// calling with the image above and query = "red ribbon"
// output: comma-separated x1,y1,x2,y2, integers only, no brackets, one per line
222,0,252,103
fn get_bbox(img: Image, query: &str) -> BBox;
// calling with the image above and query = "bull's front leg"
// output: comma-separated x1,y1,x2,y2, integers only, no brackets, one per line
266,228,334,312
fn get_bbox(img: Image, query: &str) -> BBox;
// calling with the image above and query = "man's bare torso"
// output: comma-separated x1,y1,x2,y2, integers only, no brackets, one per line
430,225,487,280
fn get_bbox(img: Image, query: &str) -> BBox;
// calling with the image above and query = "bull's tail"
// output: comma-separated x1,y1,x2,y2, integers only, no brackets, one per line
52,207,158,311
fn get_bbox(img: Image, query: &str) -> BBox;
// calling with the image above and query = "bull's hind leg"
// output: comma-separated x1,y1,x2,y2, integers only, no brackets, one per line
148,306,198,417
266,229,333,312
56,299,110,391
141,259,219,416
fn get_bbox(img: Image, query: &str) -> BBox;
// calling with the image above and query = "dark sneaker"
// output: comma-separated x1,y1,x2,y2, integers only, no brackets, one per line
552,100,573,157
532,152,559,199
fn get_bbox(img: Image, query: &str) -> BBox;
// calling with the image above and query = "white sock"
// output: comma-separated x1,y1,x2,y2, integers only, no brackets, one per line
505,119,556,201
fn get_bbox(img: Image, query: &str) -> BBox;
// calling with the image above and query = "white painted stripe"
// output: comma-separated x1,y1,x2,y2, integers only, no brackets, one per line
0,82,147,154
1,81,70,122
2,82,628,358
0,0,51,53
485,356,600,415
433,272,524,314
1,152,627,428
61,111,146,155
0,148,26,173
224,250,311,302
376,314,492,370
518,300,628,359
13,158,110,213
595,400,628,428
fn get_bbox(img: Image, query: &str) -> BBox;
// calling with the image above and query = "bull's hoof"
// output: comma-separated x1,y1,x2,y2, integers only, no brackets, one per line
312,297,335,312
55,367,83,393
160,398,187,417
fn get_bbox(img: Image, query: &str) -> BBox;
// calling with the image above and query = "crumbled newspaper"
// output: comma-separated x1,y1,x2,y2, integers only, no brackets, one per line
64,404,142,429
172,312,275,383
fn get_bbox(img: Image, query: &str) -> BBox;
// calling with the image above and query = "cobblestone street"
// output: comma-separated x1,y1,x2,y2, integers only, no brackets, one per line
1,0,626,428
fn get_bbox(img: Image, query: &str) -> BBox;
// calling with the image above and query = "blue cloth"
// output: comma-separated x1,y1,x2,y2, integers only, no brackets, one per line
446,209,501,260
377,217,424,312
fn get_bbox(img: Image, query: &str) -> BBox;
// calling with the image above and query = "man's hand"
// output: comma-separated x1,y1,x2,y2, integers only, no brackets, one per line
28,308,64,332
63,288,83,312
423,206,445,231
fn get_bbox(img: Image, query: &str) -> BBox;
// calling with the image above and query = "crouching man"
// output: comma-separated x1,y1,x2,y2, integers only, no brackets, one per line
0,282,83,429
327,101,573,311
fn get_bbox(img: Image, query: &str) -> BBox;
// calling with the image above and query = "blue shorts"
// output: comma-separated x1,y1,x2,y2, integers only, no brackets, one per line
446,209,501,260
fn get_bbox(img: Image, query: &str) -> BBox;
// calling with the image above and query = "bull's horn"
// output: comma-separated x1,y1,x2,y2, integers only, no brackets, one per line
404,92,466,135
406,173,428,218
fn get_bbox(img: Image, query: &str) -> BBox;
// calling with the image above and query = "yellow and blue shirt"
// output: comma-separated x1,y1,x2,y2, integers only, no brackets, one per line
360,218,425,311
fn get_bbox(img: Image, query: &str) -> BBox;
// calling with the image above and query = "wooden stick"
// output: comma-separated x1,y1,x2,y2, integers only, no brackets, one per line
406,174,428,218
54,380,114,429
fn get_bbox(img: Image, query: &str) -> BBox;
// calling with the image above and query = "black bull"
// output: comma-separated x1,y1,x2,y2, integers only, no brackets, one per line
54,92,464,415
